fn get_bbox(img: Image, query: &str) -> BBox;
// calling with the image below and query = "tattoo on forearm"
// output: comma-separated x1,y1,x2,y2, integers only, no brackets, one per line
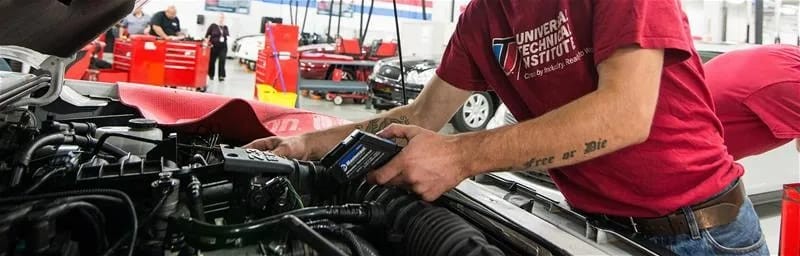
584,138,608,154
360,116,410,133
490,139,609,173
561,150,577,160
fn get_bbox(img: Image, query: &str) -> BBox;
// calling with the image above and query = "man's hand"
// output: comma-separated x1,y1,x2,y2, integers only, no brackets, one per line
244,136,311,160
368,124,470,202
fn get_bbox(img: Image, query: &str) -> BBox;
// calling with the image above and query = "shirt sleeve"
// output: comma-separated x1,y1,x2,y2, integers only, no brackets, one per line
435,3,488,91
743,82,800,139
592,0,693,66
150,13,164,27
121,17,130,28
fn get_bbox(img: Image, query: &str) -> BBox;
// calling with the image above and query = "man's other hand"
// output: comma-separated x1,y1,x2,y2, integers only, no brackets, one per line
367,124,470,202
244,136,311,160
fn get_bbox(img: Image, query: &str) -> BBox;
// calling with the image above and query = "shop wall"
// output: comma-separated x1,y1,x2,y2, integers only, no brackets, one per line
140,0,451,45
681,0,800,44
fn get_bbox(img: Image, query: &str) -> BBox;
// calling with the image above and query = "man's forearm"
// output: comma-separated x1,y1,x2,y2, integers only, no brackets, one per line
458,87,652,175
152,26,168,38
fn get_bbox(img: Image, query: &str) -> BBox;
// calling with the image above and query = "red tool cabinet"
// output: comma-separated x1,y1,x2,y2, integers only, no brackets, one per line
256,24,299,92
164,41,210,88
113,36,165,85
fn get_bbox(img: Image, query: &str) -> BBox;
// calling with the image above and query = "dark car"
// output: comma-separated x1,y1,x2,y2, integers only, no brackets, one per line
369,57,501,132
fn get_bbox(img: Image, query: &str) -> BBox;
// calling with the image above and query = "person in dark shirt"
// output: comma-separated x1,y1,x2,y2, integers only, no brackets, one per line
205,13,230,82
149,6,183,40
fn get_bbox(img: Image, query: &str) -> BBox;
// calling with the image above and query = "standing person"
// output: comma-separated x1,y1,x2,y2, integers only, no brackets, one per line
149,5,184,40
246,0,767,255
704,44,800,159
120,7,150,37
205,13,230,82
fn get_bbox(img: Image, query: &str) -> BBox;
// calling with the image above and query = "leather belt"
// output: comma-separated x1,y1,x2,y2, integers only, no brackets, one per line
592,180,745,236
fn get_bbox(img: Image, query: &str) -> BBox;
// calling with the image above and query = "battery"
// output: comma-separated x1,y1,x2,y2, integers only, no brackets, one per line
321,130,402,183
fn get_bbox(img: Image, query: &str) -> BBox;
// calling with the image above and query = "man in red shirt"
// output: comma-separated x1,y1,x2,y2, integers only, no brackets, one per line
704,45,800,160
247,1,767,254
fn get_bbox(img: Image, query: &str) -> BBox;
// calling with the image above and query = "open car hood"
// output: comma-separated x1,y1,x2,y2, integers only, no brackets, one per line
0,0,133,58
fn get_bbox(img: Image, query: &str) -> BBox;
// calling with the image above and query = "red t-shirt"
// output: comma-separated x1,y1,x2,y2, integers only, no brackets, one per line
437,0,742,217
704,45,800,160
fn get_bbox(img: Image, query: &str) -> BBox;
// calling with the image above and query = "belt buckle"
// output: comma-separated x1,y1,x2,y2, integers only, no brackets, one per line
629,217,640,233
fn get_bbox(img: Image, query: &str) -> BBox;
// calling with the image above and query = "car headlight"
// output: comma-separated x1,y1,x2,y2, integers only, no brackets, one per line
404,69,435,85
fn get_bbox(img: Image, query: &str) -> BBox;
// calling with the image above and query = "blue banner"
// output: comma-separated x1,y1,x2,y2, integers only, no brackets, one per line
257,0,431,20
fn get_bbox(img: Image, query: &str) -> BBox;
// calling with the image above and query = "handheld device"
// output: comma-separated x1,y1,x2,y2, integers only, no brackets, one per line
320,130,402,183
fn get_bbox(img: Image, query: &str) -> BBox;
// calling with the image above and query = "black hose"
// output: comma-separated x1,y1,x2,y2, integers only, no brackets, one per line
102,190,169,256
402,206,503,256
282,215,348,256
11,133,68,187
391,0,408,105
11,133,129,189
89,132,160,158
308,220,380,256
0,189,138,256
338,181,504,256
23,168,64,195
26,201,108,254
76,207,110,253
172,204,378,238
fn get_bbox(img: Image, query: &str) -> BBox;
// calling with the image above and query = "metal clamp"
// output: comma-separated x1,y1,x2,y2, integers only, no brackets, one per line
629,217,640,233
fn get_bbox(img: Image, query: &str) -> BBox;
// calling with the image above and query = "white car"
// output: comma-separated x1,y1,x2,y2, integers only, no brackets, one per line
231,34,264,71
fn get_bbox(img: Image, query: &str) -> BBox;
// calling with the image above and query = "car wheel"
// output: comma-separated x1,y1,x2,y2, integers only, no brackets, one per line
452,92,495,132
333,96,344,105
248,61,256,71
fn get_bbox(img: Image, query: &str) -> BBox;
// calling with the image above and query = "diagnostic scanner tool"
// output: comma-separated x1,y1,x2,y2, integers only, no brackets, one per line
320,130,402,183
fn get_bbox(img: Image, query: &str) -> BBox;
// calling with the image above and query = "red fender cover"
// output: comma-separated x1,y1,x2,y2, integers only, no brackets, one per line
116,82,350,142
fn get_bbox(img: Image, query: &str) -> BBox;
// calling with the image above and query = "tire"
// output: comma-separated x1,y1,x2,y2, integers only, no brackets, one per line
333,96,344,105
196,87,207,92
452,92,495,132
325,93,336,101
248,61,256,71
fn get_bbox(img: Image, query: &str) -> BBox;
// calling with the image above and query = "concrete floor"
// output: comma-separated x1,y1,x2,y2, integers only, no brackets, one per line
212,59,784,254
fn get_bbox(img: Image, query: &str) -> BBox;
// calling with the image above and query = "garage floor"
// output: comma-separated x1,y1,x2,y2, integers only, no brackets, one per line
212,59,784,253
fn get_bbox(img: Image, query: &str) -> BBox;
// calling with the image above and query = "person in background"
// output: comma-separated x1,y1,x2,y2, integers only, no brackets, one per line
704,44,800,160
149,5,184,40
205,13,230,82
120,7,150,37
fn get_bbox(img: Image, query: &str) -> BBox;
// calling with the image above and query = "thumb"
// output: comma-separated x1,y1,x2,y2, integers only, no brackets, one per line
376,124,424,140
243,137,281,151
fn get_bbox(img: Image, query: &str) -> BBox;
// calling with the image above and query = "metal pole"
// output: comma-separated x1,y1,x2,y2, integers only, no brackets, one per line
450,0,455,22
359,0,365,44
755,0,763,44
301,0,311,33
774,0,782,43
361,0,375,42
289,0,294,25
722,1,728,42
336,0,343,37
421,0,427,20
327,1,334,37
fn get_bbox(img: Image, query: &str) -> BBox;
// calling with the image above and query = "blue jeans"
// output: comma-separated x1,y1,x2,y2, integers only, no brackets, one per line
645,197,769,255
